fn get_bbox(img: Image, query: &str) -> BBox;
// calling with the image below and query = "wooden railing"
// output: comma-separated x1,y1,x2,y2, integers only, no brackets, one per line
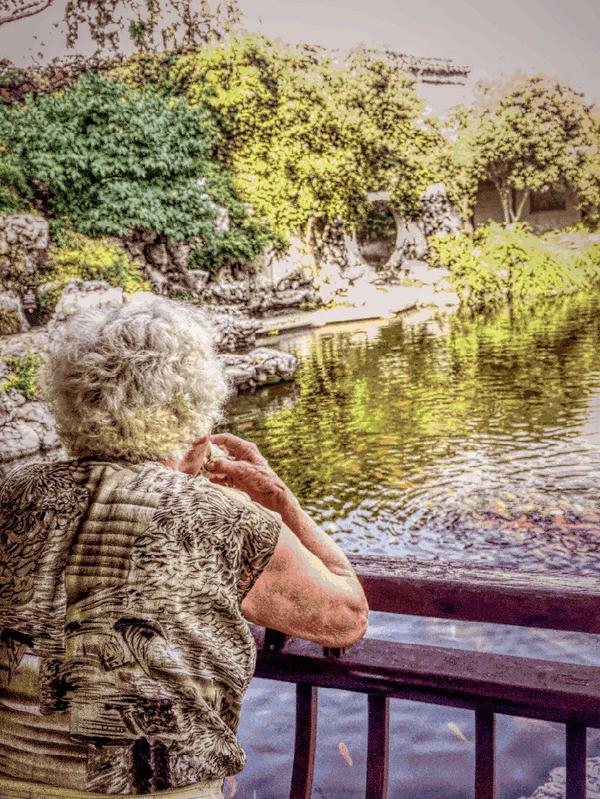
250,554,600,799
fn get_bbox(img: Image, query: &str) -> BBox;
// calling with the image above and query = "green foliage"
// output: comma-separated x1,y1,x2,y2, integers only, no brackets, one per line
0,352,41,400
429,222,600,311
0,310,21,335
450,73,598,223
44,232,149,297
576,110,600,226
188,168,285,272
0,71,279,272
142,35,435,238
0,148,32,214
0,73,221,241
357,203,397,242
433,108,481,226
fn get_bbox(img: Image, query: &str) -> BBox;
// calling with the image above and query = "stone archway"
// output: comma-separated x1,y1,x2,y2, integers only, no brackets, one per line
352,192,428,274
355,194,398,268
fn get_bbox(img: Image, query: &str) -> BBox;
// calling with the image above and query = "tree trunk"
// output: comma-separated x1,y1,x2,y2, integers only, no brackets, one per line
513,189,530,222
494,181,512,224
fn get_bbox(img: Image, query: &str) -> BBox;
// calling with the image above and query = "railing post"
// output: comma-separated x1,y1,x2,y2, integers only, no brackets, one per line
366,695,389,799
566,722,587,799
475,709,495,799
289,683,318,799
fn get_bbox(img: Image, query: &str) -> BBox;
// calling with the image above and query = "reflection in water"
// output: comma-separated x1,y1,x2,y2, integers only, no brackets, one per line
228,296,600,799
228,296,600,572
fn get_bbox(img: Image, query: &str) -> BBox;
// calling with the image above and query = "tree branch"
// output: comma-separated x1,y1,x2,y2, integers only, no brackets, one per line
514,188,530,222
0,0,55,26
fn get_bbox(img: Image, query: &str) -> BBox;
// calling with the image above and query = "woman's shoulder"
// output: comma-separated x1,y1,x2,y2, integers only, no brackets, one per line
0,458,82,509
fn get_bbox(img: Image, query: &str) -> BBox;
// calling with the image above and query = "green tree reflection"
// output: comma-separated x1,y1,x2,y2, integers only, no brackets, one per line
227,297,600,516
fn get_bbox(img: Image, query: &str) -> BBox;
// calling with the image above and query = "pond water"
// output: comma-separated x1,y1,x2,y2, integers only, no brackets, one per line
226,295,600,799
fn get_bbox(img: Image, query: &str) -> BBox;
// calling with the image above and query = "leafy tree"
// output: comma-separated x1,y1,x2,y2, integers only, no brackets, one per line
433,108,481,231
454,73,597,223
135,35,437,241
0,72,219,240
576,109,600,227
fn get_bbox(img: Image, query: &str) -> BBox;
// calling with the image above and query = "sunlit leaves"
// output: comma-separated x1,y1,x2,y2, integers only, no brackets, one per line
449,73,598,223
137,35,436,238
429,222,600,311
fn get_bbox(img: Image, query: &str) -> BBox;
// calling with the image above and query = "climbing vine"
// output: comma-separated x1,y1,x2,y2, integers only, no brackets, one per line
116,35,439,239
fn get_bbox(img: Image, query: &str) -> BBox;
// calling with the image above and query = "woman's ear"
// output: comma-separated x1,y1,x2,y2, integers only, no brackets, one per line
178,435,211,477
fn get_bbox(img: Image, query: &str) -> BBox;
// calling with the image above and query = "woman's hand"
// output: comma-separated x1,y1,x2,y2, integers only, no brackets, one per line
165,435,210,477
205,433,295,516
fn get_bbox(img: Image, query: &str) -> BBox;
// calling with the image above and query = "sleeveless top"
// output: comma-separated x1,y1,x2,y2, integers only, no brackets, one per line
0,459,281,795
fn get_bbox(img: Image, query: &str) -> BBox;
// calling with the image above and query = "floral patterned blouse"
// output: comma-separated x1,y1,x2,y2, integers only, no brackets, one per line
0,459,281,796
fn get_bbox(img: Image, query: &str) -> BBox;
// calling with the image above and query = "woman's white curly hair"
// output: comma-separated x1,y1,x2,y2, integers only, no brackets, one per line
43,294,231,462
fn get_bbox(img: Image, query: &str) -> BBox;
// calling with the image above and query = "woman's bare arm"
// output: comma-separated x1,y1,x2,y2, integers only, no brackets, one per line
205,433,369,647
240,522,368,648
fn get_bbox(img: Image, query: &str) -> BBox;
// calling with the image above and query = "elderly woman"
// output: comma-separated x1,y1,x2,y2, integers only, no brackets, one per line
0,296,368,798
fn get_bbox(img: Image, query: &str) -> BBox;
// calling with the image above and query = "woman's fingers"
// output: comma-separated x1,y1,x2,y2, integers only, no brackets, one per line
205,457,248,480
210,433,263,464
179,435,210,476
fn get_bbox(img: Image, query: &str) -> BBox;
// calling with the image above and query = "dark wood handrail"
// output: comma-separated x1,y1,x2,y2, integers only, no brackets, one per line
252,628,600,726
252,555,600,799
349,554,600,633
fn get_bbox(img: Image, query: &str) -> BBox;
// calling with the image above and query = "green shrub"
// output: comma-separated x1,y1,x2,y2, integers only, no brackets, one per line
0,153,32,214
0,309,21,335
0,73,221,241
429,222,600,311
46,232,149,295
0,352,41,399
0,72,280,272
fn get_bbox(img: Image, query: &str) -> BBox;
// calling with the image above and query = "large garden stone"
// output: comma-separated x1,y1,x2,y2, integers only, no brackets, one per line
0,290,30,334
52,279,124,322
0,214,49,286
0,420,41,463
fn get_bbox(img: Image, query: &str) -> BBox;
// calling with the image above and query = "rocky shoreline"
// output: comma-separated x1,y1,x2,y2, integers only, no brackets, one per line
0,282,302,477
0,183,462,476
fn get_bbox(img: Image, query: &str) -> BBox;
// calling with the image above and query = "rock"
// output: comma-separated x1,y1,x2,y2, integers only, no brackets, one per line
0,420,40,463
205,306,261,353
392,221,429,265
261,236,317,289
0,290,30,334
420,182,462,237
145,242,170,269
315,261,351,303
0,327,49,359
209,281,247,304
220,347,298,391
166,241,192,270
52,279,124,322
518,758,600,799
247,287,317,314
186,270,210,294
404,260,451,286
0,387,25,418
12,401,61,450
0,213,49,286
